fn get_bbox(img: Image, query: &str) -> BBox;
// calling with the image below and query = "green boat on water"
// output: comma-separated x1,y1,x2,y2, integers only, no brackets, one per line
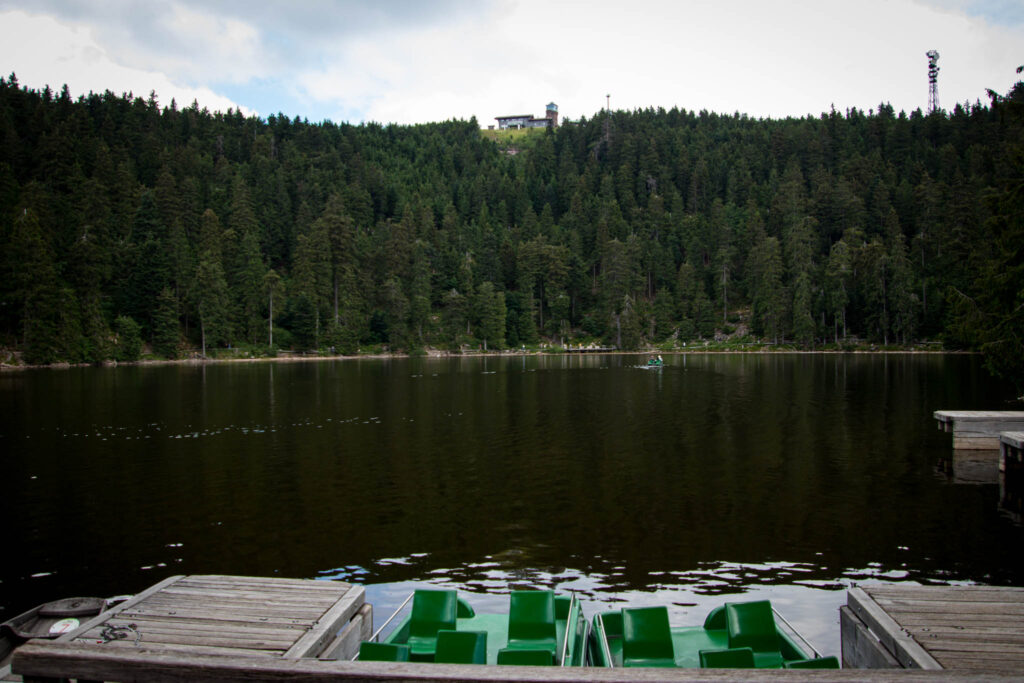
589,600,838,669
359,588,588,666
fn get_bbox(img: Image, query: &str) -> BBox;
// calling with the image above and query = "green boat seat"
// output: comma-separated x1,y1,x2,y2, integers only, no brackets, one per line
622,606,676,667
456,596,476,618
699,647,755,668
406,589,458,661
497,647,555,665
359,641,410,662
725,600,784,668
785,656,840,669
505,590,557,662
434,629,487,664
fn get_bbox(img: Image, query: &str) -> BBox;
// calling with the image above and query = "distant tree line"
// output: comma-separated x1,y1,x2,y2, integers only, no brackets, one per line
0,73,1021,386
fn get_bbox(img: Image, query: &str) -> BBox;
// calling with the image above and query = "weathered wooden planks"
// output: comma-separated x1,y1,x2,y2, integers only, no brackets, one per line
319,602,373,661
844,585,1024,673
839,605,901,669
845,587,942,669
934,411,1024,450
13,574,365,679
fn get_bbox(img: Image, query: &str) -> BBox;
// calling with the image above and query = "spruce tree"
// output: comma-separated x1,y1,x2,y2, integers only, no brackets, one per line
152,287,179,358
194,210,231,355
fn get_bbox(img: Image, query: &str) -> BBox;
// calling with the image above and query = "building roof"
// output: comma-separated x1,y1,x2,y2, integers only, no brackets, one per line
495,114,533,120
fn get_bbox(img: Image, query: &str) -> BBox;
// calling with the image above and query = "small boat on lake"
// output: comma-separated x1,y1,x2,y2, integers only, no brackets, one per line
358,588,588,666
589,599,837,669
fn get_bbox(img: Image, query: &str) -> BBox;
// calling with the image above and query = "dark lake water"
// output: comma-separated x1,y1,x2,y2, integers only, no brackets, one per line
2,352,1023,656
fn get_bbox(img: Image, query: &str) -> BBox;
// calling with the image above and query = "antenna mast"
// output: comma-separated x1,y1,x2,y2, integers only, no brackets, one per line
604,94,611,146
926,50,940,113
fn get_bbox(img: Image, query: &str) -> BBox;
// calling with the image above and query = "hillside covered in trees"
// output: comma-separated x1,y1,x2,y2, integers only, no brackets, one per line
1,74,1022,384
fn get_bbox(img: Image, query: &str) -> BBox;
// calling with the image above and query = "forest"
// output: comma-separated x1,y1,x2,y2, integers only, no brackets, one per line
0,73,1022,386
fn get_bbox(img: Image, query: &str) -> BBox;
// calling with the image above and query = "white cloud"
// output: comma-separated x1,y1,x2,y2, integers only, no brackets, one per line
0,10,252,113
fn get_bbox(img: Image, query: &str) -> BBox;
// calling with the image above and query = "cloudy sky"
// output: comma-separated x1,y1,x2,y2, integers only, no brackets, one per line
1,1,1022,126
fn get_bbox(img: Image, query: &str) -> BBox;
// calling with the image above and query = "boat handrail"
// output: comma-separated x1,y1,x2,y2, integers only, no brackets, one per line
559,592,576,666
771,606,822,660
368,593,415,647
579,617,592,667
594,612,614,668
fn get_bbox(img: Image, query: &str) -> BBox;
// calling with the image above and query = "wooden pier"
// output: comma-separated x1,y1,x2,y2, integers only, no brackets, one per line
16,575,1024,680
1002,432,1024,470
934,411,1024,450
12,574,369,681
842,585,1024,673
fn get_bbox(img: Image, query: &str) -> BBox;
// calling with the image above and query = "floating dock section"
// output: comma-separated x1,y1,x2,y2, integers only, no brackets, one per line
843,585,1024,673
934,411,1024,450
1002,432,1024,470
12,574,370,681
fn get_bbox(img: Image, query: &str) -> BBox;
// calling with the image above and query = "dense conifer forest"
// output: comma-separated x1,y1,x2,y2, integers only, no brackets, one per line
1,73,1021,385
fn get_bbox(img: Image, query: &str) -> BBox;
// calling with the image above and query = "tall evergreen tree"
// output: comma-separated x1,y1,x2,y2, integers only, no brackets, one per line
194,209,231,355
152,287,180,358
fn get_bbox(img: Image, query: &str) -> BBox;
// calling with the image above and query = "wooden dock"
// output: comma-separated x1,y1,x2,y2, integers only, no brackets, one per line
17,576,1024,680
934,411,1024,450
12,574,369,681
843,585,1024,673
1002,432,1024,470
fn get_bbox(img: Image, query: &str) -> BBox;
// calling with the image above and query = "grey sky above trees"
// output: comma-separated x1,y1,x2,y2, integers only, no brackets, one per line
1,0,1022,125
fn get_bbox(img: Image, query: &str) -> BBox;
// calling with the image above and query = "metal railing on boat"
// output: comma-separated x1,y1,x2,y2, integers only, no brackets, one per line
593,612,614,667
771,606,823,660
559,592,585,667
352,591,414,660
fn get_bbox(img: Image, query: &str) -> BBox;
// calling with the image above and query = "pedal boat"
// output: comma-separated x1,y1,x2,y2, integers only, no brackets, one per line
589,599,838,669
358,588,588,666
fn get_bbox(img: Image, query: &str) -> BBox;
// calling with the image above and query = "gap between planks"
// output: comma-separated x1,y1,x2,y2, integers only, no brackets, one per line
164,583,348,599
100,616,309,636
125,601,331,616
177,576,349,591
74,638,281,658
133,600,335,616
78,626,295,651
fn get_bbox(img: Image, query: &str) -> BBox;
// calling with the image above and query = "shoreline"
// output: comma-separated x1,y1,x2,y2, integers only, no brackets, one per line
0,346,974,371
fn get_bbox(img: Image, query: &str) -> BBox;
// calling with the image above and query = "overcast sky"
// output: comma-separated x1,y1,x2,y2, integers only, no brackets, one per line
1,1,1022,126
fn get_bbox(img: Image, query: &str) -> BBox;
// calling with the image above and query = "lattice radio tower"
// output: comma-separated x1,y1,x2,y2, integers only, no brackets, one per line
927,50,940,113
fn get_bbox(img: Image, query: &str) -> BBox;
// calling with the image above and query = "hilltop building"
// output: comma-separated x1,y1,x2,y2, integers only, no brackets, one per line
495,103,558,130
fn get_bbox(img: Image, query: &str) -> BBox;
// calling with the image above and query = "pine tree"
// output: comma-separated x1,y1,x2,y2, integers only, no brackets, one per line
194,210,231,355
152,287,180,358
120,191,170,336
825,239,852,342
750,235,786,344
264,269,282,349
291,220,332,343
228,176,266,342
113,315,142,362
475,281,506,350
6,207,63,363
886,210,918,344
792,272,816,345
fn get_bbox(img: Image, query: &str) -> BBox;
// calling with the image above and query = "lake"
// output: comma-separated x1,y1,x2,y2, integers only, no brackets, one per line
2,352,1021,656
